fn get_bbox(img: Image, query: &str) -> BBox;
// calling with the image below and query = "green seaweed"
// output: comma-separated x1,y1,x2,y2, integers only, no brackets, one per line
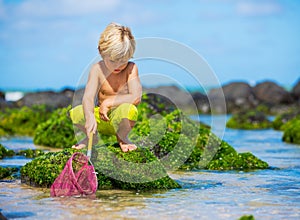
20,147,181,190
33,106,77,148
92,144,181,190
226,110,272,130
0,105,52,136
0,143,14,159
21,148,76,187
238,215,255,220
17,149,45,158
0,166,18,180
273,111,300,131
282,118,300,144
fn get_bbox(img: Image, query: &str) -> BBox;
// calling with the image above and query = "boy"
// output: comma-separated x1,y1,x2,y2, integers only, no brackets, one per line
70,22,142,152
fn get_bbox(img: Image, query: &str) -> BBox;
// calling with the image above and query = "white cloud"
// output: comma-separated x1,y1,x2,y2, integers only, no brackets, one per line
236,1,282,16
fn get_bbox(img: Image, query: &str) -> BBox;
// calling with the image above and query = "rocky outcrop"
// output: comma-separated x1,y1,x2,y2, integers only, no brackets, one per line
291,79,300,101
282,117,300,145
143,86,196,111
253,81,293,105
226,110,272,129
0,90,15,109
206,80,299,114
208,82,257,113
2,79,300,114
192,92,210,113
0,91,4,100
16,90,73,108
20,102,269,190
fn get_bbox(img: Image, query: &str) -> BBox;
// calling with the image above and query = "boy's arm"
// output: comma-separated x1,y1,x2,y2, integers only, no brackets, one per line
102,63,142,108
82,64,99,134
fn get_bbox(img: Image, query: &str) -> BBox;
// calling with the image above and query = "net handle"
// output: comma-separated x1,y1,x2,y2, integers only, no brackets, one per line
87,132,93,158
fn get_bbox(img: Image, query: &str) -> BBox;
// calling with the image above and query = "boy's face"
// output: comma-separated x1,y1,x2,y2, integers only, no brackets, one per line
103,56,128,74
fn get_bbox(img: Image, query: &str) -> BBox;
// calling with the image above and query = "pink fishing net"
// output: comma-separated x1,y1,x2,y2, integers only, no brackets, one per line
50,152,98,197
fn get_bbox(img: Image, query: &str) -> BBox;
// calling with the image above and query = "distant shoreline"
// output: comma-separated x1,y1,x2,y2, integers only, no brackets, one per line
1,79,296,93
1,79,299,115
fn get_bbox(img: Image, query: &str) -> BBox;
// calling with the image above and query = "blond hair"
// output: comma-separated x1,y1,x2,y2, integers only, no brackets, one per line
98,22,135,62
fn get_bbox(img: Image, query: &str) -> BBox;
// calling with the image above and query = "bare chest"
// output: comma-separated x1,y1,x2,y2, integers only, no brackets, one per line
100,73,129,95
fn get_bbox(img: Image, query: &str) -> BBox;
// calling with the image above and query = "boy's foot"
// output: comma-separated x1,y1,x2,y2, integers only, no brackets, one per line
72,138,88,150
119,142,137,152
72,135,99,150
72,143,87,150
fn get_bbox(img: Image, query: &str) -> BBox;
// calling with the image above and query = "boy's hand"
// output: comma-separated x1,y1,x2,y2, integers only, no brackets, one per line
99,102,110,121
85,117,97,135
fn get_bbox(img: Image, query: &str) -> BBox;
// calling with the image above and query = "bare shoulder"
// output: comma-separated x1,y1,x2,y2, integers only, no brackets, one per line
127,62,138,76
90,61,106,82
90,62,102,76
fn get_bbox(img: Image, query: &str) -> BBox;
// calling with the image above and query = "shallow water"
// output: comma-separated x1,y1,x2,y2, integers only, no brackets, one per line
1,115,300,219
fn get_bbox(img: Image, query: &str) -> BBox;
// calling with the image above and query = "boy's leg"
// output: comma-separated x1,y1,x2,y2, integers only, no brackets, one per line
116,118,137,152
70,103,138,152
110,103,138,152
69,105,98,149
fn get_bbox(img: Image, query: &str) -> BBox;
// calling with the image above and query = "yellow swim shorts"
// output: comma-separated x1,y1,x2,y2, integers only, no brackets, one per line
69,103,138,135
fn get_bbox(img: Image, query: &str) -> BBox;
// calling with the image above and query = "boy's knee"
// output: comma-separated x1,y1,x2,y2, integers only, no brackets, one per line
69,105,85,124
118,103,138,121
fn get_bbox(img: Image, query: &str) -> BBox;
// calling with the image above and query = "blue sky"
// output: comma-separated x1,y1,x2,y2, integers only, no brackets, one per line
0,0,300,91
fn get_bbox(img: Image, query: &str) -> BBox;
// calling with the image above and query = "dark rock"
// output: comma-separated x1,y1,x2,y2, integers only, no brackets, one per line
207,87,227,114
0,94,16,109
0,91,5,100
16,91,72,108
192,92,210,113
0,91,10,109
0,212,7,220
143,86,197,112
291,79,300,100
0,99,13,109
253,81,293,105
222,82,253,100
60,87,75,99
208,82,256,113
223,82,257,112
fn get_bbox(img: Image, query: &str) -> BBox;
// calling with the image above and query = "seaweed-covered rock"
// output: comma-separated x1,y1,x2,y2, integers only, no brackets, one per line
0,105,52,136
21,99,269,190
17,149,45,158
273,109,300,130
253,81,293,105
0,144,44,159
20,147,181,190
21,148,76,187
282,118,300,144
16,90,72,108
33,106,77,148
239,215,255,220
0,143,14,159
92,144,181,190
206,144,268,170
131,105,268,170
226,111,272,130
0,166,18,180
